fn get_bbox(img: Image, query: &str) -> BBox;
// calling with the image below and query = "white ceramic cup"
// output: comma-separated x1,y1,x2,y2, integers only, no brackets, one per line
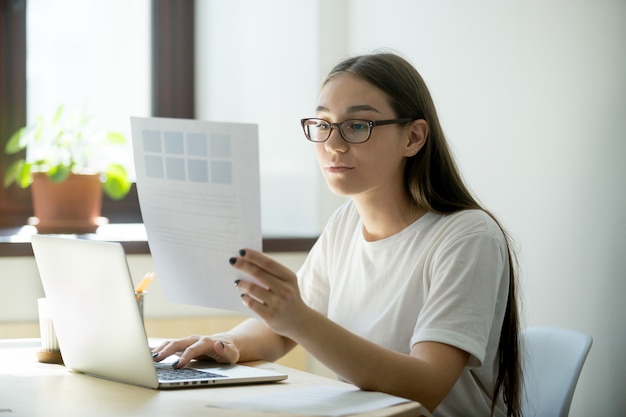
37,297,60,352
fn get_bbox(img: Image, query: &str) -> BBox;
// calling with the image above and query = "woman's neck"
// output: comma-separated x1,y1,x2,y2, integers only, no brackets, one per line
353,191,426,242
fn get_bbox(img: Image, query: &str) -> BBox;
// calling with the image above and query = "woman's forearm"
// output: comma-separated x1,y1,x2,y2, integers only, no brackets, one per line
285,308,468,412
226,318,296,362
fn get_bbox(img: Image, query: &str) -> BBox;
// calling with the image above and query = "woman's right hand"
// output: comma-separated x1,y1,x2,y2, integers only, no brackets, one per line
151,334,240,368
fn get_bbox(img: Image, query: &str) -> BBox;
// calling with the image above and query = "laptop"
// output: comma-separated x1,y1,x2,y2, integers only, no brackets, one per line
30,234,287,389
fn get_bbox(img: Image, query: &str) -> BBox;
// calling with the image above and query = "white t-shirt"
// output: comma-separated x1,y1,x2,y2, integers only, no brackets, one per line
297,201,509,417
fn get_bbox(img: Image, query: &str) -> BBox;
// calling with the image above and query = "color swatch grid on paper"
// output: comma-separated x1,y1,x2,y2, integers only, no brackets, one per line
141,129,233,185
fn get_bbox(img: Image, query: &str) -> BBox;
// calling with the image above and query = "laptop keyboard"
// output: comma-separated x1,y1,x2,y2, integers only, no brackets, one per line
155,362,227,381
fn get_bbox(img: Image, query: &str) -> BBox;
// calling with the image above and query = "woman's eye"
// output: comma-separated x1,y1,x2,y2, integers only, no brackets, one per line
348,121,368,131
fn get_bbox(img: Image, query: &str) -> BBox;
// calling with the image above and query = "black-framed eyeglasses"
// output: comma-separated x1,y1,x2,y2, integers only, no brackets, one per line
300,117,416,144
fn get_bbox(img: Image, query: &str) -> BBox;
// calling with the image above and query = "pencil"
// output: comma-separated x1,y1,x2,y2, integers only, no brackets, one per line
135,272,155,294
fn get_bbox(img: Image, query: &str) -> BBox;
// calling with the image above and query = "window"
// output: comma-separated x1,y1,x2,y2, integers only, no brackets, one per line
0,0,194,227
26,0,151,173
1,0,328,246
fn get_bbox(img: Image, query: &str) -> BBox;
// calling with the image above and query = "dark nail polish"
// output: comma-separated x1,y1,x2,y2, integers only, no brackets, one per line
239,249,246,257
229,257,236,265
234,279,240,286
219,341,225,349
151,351,159,358
172,360,179,368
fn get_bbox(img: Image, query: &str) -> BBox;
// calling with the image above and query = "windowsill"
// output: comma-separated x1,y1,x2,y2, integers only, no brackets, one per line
0,224,317,257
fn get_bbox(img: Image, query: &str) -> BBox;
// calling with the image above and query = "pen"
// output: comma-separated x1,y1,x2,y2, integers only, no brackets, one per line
135,272,155,299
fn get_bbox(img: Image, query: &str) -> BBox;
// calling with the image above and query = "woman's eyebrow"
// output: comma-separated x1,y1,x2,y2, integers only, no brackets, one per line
346,104,381,114
314,104,381,114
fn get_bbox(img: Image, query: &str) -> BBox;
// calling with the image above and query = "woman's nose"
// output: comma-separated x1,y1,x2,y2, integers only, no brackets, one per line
324,127,348,152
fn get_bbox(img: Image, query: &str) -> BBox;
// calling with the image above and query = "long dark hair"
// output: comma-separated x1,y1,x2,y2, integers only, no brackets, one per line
325,52,522,417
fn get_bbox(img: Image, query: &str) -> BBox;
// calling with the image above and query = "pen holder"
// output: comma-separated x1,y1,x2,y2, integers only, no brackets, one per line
36,297,63,364
135,291,146,323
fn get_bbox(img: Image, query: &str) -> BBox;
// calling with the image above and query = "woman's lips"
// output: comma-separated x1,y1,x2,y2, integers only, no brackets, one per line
325,164,354,174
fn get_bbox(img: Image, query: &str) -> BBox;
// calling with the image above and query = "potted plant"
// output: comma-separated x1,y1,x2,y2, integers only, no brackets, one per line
4,105,132,233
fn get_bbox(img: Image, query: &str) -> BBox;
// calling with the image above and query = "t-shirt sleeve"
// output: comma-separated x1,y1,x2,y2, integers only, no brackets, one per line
297,202,355,316
410,214,509,367
297,236,330,315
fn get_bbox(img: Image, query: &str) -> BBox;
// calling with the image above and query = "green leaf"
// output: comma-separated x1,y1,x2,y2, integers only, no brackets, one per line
5,127,27,154
4,160,33,188
104,131,126,145
51,104,64,124
16,163,33,188
47,165,71,183
102,163,131,200
4,160,22,187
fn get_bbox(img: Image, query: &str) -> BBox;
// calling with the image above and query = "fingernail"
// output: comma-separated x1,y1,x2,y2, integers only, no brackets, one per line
172,360,179,368
239,249,246,257
234,279,240,286
151,351,159,358
220,341,225,349
229,257,237,265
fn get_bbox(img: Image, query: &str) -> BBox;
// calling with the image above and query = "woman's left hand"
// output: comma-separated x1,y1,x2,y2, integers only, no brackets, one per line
229,249,310,337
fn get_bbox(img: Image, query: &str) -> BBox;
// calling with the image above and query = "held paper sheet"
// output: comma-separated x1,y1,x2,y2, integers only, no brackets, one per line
131,117,261,315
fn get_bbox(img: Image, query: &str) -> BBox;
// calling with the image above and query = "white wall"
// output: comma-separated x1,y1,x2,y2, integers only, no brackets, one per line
342,1,625,415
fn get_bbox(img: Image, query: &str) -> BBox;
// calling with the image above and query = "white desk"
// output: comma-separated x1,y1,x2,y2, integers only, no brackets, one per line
0,339,430,417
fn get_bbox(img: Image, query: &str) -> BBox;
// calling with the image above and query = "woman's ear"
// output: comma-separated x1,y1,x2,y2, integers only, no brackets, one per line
405,119,428,156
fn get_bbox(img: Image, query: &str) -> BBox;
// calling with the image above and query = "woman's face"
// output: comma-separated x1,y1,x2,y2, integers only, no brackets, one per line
313,73,414,200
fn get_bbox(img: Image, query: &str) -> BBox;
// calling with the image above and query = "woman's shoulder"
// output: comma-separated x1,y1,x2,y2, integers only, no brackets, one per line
434,209,505,240
445,209,494,225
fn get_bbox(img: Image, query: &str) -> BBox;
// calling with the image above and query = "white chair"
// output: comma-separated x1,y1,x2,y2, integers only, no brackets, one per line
520,326,593,417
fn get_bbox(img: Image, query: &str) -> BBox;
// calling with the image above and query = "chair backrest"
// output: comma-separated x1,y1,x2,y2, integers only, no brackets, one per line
520,326,593,417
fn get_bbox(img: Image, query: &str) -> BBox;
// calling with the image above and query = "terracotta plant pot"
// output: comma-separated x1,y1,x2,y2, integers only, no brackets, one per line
29,172,107,234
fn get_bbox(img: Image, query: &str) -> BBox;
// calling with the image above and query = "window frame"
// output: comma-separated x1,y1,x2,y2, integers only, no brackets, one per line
0,0,29,228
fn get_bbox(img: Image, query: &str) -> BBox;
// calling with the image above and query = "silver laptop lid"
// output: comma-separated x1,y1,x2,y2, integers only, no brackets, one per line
31,234,160,388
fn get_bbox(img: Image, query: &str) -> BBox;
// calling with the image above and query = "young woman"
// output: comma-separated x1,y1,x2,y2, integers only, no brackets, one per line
152,52,522,417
